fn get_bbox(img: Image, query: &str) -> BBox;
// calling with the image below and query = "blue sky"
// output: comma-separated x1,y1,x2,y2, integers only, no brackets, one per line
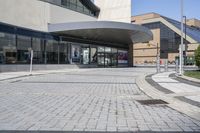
132,0,200,21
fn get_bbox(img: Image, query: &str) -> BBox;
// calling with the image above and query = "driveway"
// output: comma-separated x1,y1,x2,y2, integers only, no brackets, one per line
0,68,199,132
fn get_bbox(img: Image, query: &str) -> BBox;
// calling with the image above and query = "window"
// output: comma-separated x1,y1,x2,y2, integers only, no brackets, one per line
80,44,90,65
0,32,16,64
46,40,59,64
59,43,69,64
32,38,45,64
90,46,97,64
17,35,31,64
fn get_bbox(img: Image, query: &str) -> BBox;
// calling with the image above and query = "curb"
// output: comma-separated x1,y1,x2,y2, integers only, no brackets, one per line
179,75,200,84
136,73,200,121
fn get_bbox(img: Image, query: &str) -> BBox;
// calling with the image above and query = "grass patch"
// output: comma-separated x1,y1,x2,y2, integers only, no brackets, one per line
184,70,200,79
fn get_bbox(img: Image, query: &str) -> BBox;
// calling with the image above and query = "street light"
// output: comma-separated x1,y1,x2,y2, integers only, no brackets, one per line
183,16,187,61
179,0,184,75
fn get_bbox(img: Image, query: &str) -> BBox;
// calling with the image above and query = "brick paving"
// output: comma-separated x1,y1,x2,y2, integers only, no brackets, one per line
0,68,200,132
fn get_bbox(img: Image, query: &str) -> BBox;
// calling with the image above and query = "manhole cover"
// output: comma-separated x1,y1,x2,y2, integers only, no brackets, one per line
137,99,168,105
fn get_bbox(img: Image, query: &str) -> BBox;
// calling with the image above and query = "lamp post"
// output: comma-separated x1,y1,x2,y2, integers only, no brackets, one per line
183,16,187,62
156,43,160,73
179,0,184,75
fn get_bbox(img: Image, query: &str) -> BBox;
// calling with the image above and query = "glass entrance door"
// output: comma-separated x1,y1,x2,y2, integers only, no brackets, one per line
105,53,117,67
97,52,105,67
97,47,118,68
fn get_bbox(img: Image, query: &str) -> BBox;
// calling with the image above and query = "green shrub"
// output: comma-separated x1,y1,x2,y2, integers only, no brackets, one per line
195,45,200,68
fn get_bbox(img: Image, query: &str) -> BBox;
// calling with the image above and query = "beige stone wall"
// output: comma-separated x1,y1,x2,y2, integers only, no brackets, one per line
131,13,160,24
132,13,199,65
186,19,200,28
168,53,179,63
134,57,157,64
187,43,199,51
133,29,160,64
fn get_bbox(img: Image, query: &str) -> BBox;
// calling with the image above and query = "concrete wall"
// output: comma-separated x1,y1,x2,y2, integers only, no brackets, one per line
95,0,131,23
133,29,160,65
0,0,97,32
50,4,97,24
0,0,50,31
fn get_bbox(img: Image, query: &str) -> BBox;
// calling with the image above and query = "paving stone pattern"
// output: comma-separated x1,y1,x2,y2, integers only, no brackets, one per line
0,68,200,132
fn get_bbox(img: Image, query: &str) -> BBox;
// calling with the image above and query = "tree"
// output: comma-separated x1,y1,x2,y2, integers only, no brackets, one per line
195,45,200,68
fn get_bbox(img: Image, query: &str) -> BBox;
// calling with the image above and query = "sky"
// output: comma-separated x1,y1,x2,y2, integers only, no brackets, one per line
132,0,200,21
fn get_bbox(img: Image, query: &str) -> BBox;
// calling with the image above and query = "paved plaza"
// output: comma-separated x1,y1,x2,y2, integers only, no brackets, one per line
0,68,200,132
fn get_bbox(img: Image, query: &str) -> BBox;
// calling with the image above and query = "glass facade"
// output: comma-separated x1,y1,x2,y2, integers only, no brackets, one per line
0,31,128,67
143,22,189,58
17,35,32,64
40,0,99,17
32,38,45,64
0,22,128,67
0,32,16,64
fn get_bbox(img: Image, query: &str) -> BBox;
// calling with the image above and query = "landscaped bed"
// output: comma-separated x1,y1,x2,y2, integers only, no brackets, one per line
184,70,200,79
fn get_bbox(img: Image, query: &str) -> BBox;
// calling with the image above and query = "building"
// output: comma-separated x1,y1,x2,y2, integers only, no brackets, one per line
132,13,200,65
0,0,152,72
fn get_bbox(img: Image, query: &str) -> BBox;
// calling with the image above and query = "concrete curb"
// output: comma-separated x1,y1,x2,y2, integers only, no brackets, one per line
0,69,83,82
136,73,200,121
180,74,200,84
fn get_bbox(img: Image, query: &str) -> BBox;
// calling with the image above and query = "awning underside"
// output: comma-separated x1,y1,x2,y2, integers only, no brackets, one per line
48,21,153,46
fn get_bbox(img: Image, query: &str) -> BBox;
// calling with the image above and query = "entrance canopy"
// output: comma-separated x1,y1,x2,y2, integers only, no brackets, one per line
48,21,153,47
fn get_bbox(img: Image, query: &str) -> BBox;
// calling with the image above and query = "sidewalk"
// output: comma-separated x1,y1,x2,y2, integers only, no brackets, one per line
0,69,83,81
152,72,200,106
136,70,200,121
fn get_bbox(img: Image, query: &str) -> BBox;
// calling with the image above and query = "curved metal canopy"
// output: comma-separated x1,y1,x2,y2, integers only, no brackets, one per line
48,21,153,46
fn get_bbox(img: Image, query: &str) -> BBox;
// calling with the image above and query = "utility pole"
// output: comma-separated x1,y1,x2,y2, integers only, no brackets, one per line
156,43,160,73
179,0,184,75
183,16,187,63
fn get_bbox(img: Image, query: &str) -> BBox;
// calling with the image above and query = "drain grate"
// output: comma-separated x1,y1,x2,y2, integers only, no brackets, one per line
137,99,168,105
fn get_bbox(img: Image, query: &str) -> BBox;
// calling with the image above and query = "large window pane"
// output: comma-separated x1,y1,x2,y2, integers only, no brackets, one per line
0,32,16,64
71,44,80,63
90,46,97,64
32,38,45,64
80,44,90,65
17,35,31,64
59,43,69,64
118,50,128,65
46,40,58,64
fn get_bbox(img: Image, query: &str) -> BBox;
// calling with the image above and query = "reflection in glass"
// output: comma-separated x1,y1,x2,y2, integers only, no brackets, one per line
98,46,104,52
0,32,16,64
71,45,80,63
97,52,105,67
46,40,58,64
32,38,45,64
118,50,128,64
82,47,89,65
59,43,69,64
105,47,111,53
90,47,97,64
17,35,31,64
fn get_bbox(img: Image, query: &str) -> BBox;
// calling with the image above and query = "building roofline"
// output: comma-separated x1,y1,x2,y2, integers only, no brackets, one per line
131,12,161,18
